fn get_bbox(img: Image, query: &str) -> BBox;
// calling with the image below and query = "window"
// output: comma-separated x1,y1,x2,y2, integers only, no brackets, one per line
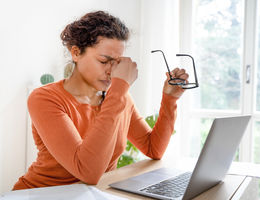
179,0,259,163
256,1,260,112
253,0,260,163
254,122,260,163
193,0,243,111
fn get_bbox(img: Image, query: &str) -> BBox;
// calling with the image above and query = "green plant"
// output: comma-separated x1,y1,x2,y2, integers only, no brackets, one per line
145,114,159,128
117,141,139,168
117,113,159,168
40,74,54,85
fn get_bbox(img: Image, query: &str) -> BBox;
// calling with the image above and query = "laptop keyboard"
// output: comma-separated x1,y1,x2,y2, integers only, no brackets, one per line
140,172,192,199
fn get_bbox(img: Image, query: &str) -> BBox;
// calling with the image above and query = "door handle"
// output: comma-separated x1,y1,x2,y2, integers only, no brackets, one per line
246,65,251,84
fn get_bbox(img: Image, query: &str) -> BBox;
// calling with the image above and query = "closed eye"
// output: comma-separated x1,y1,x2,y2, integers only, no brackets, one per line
100,61,109,64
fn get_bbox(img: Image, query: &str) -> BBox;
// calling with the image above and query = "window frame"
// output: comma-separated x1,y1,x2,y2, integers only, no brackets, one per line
178,0,259,162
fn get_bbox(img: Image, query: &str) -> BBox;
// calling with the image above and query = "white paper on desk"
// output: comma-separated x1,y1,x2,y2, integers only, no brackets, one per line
0,184,128,200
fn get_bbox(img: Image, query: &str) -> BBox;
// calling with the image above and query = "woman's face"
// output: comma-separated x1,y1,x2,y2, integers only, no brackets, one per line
72,37,125,92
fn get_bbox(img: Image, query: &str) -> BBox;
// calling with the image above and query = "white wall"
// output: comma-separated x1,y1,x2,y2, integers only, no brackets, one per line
0,0,179,194
0,0,141,194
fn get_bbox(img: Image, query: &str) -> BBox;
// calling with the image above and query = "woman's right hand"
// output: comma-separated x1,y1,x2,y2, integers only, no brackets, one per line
111,57,138,86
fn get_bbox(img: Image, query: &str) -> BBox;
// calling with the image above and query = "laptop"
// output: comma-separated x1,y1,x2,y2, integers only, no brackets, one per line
109,116,251,200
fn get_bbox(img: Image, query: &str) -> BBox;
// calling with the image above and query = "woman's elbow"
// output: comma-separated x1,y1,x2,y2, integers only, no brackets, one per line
81,175,101,185
151,154,163,160
73,166,103,185
146,151,164,160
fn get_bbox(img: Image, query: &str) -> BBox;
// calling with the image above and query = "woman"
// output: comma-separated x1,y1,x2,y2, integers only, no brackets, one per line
13,10,188,190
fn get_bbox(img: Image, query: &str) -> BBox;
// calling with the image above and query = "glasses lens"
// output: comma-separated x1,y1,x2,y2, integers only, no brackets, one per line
168,79,198,89
168,78,186,85
181,83,198,89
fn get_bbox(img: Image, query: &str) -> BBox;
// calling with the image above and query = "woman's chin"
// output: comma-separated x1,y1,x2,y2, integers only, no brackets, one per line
98,81,111,91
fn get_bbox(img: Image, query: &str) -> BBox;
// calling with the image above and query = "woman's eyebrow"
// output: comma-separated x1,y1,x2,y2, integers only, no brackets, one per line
100,55,116,61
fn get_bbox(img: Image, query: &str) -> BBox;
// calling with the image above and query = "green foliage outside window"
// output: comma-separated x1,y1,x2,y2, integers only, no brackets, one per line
192,0,246,162
194,0,242,110
200,118,213,148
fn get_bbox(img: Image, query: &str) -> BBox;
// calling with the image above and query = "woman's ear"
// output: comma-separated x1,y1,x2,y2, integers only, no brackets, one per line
70,46,81,62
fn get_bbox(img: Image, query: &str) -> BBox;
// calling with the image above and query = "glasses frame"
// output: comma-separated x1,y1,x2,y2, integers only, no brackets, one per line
151,50,199,89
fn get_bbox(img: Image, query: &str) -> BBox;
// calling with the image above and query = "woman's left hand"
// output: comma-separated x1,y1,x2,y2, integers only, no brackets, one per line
163,68,189,98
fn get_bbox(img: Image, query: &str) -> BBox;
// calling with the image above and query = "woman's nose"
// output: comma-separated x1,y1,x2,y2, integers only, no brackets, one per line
105,63,112,75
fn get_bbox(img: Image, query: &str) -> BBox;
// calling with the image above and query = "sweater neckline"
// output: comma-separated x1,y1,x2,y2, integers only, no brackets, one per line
57,79,101,108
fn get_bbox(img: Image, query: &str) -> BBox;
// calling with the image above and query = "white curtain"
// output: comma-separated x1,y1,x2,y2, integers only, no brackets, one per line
134,0,181,160
131,0,180,117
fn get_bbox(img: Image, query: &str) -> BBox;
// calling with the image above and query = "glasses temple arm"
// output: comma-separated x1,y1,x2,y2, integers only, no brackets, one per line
151,50,172,77
176,54,199,86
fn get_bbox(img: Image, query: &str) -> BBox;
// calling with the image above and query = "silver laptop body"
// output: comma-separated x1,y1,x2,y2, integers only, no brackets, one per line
109,116,251,200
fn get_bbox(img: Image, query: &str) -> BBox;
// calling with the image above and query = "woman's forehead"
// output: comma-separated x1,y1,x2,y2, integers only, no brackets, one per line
94,37,125,56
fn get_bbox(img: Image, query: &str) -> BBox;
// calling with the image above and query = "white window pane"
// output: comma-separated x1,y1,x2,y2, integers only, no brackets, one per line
256,1,260,112
192,0,243,110
253,121,260,163
187,118,239,161
187,118,213,158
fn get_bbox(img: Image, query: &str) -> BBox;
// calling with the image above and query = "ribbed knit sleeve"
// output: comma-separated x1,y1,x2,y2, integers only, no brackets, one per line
127,92,178,159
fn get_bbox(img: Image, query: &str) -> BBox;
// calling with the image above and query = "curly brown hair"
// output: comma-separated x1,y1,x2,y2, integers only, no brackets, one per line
60,11,129,54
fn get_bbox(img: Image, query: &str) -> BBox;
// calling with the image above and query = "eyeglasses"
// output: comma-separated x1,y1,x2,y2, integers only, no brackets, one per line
151,50,199,89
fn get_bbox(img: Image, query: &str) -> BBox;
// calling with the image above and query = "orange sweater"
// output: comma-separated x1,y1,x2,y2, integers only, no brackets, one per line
13,78,178,190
